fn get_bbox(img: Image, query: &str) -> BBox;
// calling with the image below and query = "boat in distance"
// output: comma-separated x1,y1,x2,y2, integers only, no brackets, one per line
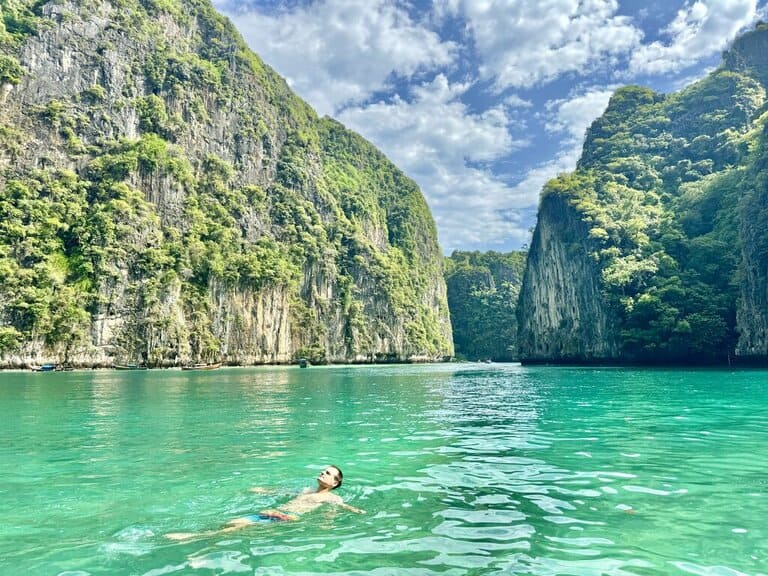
114,364,149,370
181,362,222,371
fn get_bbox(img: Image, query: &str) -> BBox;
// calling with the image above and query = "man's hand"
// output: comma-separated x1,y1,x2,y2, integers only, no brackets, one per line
342,503,366,514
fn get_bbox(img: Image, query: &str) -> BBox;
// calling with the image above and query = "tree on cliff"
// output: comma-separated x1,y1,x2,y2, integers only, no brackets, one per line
445,251,525,362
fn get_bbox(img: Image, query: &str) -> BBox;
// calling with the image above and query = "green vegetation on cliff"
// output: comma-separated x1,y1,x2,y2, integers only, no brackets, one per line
527,24,768,363
445,251,526,361
0,0,452,365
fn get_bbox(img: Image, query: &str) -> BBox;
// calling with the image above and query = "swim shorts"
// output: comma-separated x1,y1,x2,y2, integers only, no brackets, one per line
244,511,298,523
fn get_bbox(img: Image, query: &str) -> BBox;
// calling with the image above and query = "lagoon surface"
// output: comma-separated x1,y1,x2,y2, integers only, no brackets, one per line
1,364,766,575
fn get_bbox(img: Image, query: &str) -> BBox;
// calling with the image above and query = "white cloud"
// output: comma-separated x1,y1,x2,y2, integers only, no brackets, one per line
504,94,533,108
215,0,456,116
427,87,613,249
489,89,617,246
629,0,759,75
500,144,584,228
545,88,616,143
337,75,532,251
436,0,643,89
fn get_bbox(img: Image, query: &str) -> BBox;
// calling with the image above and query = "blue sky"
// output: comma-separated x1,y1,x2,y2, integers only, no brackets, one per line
211,0,768,254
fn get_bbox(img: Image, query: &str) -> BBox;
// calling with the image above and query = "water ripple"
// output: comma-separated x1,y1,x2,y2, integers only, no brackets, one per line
1,365,767,575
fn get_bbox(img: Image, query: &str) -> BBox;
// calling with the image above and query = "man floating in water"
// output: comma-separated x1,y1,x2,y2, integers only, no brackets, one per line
166,465,364,540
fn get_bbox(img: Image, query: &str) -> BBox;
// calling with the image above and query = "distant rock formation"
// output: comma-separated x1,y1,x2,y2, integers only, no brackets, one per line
444,250,526,361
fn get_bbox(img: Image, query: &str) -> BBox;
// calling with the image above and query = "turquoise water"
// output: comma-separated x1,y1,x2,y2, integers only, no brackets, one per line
1,364,766,575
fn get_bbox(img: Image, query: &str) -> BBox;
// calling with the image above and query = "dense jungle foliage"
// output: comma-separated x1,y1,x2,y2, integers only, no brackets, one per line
0,0,451,364
540,23,768,363
444,251,526,361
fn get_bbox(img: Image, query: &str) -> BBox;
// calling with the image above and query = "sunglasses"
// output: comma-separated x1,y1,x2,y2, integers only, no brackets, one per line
320,469,340,482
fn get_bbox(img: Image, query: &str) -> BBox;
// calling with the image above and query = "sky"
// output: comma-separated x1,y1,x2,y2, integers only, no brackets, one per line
211,0,768,254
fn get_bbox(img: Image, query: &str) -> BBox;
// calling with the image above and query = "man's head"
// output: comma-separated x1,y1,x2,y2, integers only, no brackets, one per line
318,465,343,490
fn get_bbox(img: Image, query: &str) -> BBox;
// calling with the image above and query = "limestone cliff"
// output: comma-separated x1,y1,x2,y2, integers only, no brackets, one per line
735,119,768,360
517,194,618,362
518,23,768,365
0,0,453,367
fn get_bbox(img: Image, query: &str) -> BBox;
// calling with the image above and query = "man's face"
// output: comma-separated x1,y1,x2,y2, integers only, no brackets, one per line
317,466,340,489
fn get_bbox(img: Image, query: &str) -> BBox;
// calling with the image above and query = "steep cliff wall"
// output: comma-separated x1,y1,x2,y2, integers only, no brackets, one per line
735,124,768,360
518,24,768,364
0,0,453,367
517,194,618,362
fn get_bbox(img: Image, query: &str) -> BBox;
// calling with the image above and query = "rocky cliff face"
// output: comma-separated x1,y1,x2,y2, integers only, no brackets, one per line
735,124,768,360
518,24,768,365
517,194,618,362
0,0,453,367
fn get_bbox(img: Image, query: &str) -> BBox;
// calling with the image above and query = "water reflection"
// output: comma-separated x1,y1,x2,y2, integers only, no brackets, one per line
1,365,767,575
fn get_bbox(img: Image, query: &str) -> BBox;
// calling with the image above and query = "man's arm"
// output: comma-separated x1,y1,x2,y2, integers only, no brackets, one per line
340,502,365,514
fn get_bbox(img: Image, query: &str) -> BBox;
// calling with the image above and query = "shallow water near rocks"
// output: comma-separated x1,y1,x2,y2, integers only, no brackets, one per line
1,364,766,575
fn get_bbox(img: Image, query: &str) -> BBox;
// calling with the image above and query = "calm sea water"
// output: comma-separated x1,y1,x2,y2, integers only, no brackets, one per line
0,364,766,576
